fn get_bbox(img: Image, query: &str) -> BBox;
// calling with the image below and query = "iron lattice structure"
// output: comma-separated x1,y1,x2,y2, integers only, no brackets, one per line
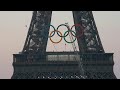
12,11,116,79
22,11,104,54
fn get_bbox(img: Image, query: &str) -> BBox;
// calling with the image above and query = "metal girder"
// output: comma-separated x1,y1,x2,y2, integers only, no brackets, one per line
73,11,104,53
22,11,52,54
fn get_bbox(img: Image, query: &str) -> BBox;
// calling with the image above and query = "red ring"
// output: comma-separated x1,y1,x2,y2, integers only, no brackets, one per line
70,24,84,39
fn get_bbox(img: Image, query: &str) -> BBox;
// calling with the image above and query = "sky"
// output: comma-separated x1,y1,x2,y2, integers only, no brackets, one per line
0,11,120,79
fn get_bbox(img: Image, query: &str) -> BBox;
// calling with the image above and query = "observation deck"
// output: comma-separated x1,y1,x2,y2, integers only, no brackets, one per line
12,52,116,79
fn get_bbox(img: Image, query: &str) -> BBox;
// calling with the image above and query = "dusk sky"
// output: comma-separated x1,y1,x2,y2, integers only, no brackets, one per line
0,11,120,79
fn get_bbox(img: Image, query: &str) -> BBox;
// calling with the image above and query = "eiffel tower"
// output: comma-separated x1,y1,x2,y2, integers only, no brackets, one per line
11,11,116,79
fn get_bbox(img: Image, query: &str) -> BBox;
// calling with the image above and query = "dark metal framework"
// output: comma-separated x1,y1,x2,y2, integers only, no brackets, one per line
23,11,52,54
22,11,104,54
73,11,104,53
12,52,116,79
12,11,116,79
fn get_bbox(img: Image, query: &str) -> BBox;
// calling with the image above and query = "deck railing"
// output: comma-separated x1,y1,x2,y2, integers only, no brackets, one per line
13,52,113,64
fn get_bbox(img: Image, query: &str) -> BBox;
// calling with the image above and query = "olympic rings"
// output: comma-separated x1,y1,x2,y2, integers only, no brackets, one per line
64,30,77,43
50,30,62,44
48,24,84,44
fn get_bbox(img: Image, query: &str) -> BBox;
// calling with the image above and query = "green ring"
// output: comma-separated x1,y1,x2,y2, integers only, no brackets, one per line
64,30,77,43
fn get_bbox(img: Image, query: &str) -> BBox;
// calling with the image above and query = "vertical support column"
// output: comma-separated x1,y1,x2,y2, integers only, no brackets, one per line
22,11,52,55
73,11,104,53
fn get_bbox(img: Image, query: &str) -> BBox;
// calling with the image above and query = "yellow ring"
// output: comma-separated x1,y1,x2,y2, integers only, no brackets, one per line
50,30,62,44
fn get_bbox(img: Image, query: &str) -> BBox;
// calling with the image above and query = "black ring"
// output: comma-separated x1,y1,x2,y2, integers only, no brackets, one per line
56,24,70,37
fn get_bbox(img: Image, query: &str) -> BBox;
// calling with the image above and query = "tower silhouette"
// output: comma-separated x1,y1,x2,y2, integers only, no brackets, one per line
12,11,116,79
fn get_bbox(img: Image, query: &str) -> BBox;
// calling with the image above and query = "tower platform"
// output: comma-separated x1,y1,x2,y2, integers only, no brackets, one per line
11,52,116,79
